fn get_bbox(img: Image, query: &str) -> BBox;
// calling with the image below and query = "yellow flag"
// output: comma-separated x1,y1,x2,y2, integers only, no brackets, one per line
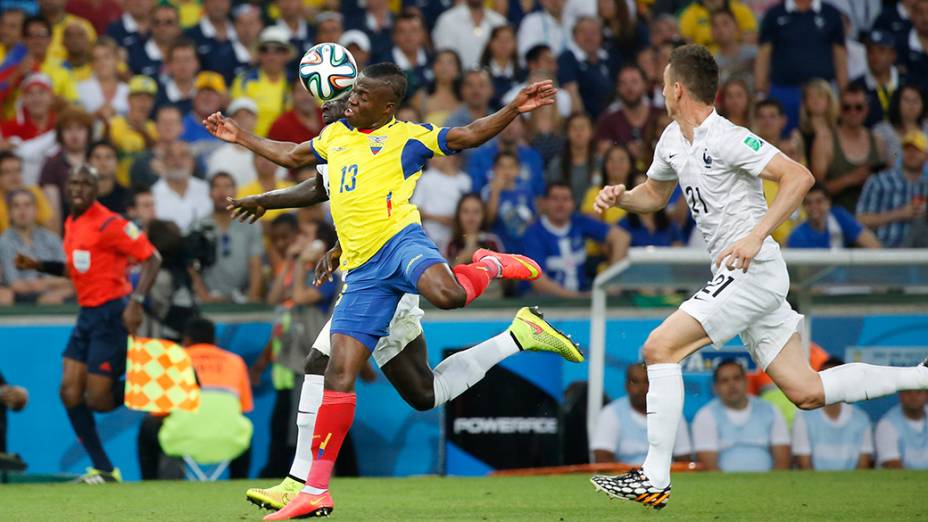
124,336,200,413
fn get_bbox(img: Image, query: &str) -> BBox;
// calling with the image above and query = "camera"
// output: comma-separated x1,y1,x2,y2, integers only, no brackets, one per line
185,221,218,272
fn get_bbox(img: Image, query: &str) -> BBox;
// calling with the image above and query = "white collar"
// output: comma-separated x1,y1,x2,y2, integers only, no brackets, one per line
899,2,910,20
199,16,237,41
540,215,571,236
489,59,514,77
122,12,140,32
232,40,252,64
366,11,392,32
692,109,721,143
276,18,307,40
864,65,899,90
164,79,195,101
145,39,163,61
392,47,426,70
785,0,821,13
567,40,607,63
909,28,924,53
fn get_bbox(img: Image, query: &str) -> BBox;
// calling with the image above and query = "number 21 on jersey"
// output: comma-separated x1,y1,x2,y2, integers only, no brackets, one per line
684,185,709,215
340,164,358,193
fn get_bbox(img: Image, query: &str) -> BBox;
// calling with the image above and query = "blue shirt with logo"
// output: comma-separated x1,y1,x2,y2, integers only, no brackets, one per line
522,213,610,292
788,207,863,248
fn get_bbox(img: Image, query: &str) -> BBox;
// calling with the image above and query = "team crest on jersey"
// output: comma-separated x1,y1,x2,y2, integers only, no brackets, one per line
369,135,387,155
124,221,141,240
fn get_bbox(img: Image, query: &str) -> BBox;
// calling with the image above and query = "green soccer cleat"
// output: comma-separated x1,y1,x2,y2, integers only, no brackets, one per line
247,477,304,511
508,307,584,363
73,467,122,484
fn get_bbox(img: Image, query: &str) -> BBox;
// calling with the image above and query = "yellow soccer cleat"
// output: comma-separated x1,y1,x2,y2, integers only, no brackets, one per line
508,307,584,363
246,477,303,511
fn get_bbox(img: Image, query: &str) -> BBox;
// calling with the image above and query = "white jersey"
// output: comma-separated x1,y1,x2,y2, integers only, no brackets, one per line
317,164,330,195
647,110,781,264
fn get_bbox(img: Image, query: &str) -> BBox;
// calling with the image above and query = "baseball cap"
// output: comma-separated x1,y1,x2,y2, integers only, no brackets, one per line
128,75,158,96
316,11,343,25
227,97,258,116
21,73,52,92
259,26,294,50
867,30,896,49
903,131,928,152
339,29,370,53
195,71,227,95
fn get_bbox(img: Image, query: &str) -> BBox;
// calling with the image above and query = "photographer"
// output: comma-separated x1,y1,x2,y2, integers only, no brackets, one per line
140,219,198,341
188,172,264,303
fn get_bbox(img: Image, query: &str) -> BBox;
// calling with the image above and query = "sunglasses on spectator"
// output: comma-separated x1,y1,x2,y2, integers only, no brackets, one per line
842,103,866,112
259,45,289,54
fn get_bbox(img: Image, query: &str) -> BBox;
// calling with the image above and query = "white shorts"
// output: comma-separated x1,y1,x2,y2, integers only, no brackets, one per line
311,293,425,367
679,253,803,370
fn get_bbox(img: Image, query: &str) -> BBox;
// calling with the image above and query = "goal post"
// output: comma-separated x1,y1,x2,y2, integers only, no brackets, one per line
586,247,928,440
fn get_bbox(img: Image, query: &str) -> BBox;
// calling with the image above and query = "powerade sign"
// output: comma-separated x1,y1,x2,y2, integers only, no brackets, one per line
443,348,562,475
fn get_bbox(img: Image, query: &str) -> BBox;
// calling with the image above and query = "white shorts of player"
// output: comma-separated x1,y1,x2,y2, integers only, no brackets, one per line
679,253,803,371
311,293,425,367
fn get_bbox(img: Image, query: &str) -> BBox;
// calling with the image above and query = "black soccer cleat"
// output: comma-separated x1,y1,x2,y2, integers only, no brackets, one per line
590,468,671,511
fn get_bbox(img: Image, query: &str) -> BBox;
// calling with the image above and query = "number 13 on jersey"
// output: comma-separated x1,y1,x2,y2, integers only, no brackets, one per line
340,164,358,192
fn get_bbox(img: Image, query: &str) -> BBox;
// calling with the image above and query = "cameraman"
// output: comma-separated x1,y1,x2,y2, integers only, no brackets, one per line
188,172,264,303
142,219,198,341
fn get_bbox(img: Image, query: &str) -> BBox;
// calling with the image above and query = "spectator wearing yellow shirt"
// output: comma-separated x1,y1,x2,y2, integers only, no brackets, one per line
13,17,78,111
109,76,158,186
679,0,757,51
753,99,808,243
37,0,97,62
237,153,292,226
61,21,94,82
0,152,54,234
231,27,292,137
581,145,633,226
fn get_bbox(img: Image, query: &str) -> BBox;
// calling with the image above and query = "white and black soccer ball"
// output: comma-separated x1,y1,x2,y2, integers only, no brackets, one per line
298,42,358,102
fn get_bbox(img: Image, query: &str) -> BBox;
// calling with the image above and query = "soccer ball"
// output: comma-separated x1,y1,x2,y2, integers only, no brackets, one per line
298,43,358,102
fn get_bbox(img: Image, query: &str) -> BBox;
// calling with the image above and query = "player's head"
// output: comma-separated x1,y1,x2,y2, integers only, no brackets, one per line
321,96,348,125
712,358,748,408
345,62,407,128
663,44,719,119
182,316,215,347
66,164,99,214
802,183,831,225
625,363,649,412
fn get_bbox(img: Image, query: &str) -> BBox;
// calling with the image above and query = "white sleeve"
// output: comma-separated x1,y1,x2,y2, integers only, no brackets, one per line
770,407,790,446
717,126,781,177
791,413,811,456
645,130,677,182
860,418,875,455
691,407,719,452
875,418,901,465
590,405,621,452
316,164,330,196
431,14,452,53
517,15,538,60
673,418,693,458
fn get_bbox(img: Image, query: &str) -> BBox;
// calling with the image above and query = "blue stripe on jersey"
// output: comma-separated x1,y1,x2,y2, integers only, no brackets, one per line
400,139,434,179
310,139,326,163
437,127,454,155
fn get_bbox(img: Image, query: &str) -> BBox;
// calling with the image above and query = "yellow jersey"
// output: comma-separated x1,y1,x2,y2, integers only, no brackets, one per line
310,118,454,271
231,69,290,137
679,1,757,51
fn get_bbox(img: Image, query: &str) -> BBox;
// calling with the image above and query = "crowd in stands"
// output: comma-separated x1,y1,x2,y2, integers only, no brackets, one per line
0,0,926,307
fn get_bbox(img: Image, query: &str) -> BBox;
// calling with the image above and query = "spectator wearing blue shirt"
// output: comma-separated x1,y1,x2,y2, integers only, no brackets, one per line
180,72,226,160
789,184,881,248
875,390,928,469
558,16,618,120
480,26,524,109
446,69,495,169
126,4,180,80
792,357,875,470
898,0,928,95
184,0,238,84
873,0,913,43
755,0,847,131
482,151,536,253
105,0,151,50
618,176,684,247
468,116,545,197
522,182,629,298
344,0,393,61
386,12,431,102
154,39,198,115
856,130,928,247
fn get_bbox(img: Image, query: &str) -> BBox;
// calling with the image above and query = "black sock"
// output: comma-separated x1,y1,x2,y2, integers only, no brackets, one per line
66,404,113,472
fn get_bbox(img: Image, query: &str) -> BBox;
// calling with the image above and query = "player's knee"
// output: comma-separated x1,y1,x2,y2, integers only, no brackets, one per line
429,284,466,310
85,390,115,412
59,382,83,408
403,387,435,412
642,331,674,364
324,365,356,392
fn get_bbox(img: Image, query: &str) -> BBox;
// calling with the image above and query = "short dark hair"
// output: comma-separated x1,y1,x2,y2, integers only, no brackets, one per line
87,140,117,160
754,98,784,116
209,171,235,188
669,44,719,105
130,188,152,206
545,181,573,197
0,150,22,168
156,103,183,119
492,149,519,166
168,37,197,61
363,62,407,103
712,358,745,382
23,15,51,35
807,182,829,198
271,212,299,230
525,44,551,64
841,83,868,99
184,317,215,345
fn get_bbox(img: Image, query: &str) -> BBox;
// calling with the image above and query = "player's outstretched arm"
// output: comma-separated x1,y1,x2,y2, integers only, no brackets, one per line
716,153,814,271
593,178,677,215
203,112,315,169
227,174,329,223
445,81,557,151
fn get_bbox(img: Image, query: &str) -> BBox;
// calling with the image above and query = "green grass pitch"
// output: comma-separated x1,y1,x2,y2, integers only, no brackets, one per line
0,471,925,521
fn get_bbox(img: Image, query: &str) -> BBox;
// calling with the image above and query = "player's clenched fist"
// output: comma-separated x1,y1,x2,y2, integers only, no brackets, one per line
204,112,241,143
594,184,626,214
